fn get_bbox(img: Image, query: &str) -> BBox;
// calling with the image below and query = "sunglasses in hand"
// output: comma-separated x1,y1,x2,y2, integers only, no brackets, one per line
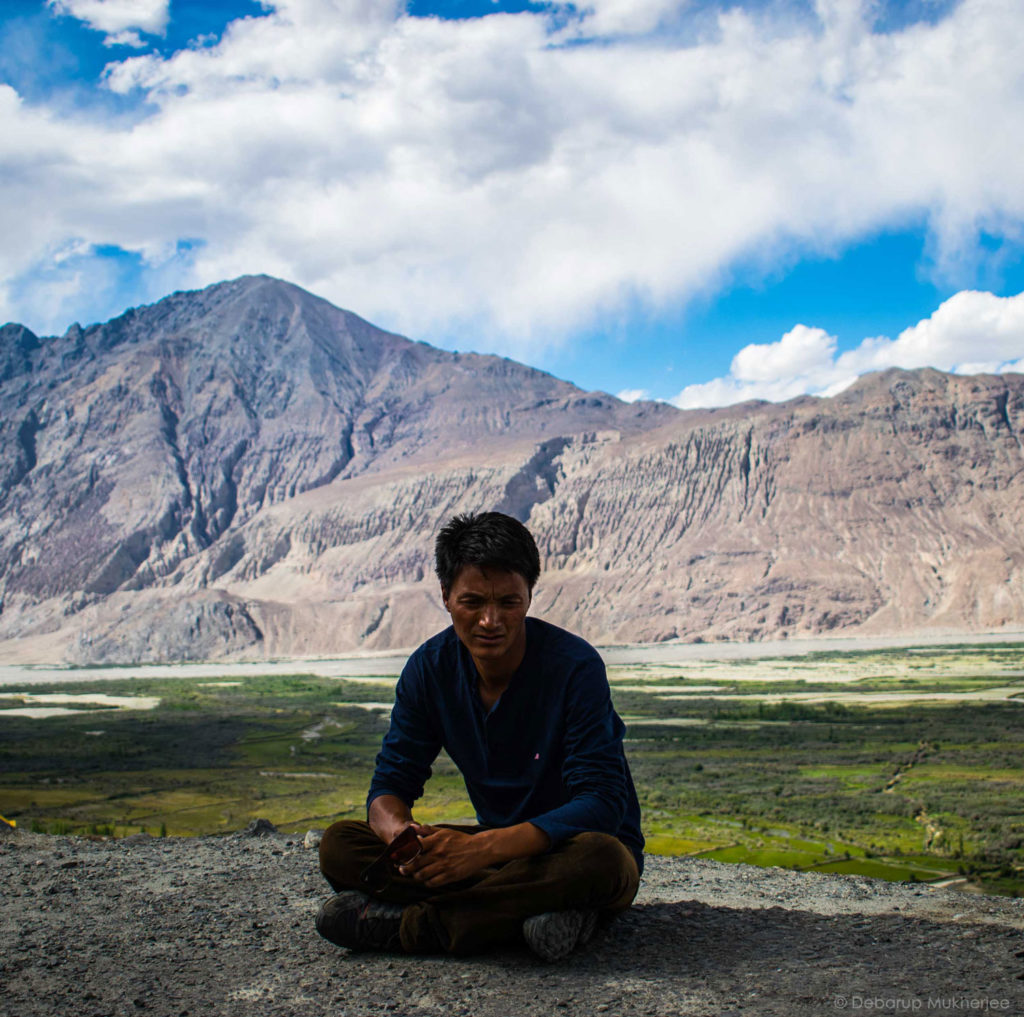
359,826,423,892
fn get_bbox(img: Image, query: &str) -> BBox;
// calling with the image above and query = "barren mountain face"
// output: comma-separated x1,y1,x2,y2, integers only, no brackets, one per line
1,277,1021,663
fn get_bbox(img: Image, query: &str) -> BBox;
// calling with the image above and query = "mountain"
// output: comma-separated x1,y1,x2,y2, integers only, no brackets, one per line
1,276,1022,662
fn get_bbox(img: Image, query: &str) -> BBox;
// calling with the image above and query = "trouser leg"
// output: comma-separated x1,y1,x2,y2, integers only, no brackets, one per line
318,820,640,956
401,831,639,955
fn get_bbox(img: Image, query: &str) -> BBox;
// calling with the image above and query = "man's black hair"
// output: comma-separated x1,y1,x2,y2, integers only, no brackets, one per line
435,512,541,595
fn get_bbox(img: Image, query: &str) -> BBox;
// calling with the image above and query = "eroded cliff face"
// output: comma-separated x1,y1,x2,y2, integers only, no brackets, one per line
1,277,1021,662
533,370,1024,644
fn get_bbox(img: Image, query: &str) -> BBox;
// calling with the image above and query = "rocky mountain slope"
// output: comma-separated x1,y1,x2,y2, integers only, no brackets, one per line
1,276,1022,662
2,825,1021,1017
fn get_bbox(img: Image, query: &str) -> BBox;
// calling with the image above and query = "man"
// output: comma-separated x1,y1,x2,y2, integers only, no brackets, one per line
316,511,644,960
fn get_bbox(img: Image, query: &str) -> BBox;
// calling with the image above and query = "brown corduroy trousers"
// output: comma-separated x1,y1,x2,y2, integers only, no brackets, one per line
318,820,640,955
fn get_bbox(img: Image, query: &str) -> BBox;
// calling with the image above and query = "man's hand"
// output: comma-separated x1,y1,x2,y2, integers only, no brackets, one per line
399,821,551,888
398,826,490,886
369,795,552,886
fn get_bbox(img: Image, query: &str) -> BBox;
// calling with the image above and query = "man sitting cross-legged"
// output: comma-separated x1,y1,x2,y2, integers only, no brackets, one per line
316,511,644,960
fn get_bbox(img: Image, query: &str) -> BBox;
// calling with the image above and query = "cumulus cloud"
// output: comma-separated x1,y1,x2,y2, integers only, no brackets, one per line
3,0,1024,352
48,0,170,37
616,387,652,402
671,290,1024,409
731,324,836,384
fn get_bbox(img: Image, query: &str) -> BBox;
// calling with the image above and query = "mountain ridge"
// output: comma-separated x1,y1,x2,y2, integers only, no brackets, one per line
1,277,1022,663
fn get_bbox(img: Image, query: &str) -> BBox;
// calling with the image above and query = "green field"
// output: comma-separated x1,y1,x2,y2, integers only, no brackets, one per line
1,641,1022,896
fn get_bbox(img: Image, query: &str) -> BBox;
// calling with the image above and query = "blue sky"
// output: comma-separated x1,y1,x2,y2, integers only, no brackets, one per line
1,0,1022,407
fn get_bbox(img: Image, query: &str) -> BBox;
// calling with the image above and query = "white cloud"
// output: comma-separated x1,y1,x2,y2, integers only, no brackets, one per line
48,0,170,37
573,0,686,37
616,387,652,402
732,324,836,384
4,0,1024,355
836,289,1024,375
671,290,1024,409
103,30,148,49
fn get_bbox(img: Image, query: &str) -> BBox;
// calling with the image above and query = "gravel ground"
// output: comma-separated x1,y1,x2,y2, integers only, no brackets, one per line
2,823,1022,1017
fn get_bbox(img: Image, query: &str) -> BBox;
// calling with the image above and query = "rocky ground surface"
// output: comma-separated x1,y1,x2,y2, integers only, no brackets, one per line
2,822,1022,1017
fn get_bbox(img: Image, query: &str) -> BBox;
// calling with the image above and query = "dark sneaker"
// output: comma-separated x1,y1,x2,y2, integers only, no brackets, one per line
316,891,405,952
522,909,598,962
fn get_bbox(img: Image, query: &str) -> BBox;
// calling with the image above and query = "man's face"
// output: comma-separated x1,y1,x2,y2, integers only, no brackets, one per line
443,565,531,669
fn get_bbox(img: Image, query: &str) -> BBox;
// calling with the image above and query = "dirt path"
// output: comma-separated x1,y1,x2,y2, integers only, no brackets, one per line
2,824,1022,1017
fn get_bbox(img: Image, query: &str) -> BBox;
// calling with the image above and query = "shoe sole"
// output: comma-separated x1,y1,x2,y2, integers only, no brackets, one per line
523,909,598,962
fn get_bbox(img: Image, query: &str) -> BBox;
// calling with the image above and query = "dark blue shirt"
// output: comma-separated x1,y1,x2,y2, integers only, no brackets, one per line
367,617,645,873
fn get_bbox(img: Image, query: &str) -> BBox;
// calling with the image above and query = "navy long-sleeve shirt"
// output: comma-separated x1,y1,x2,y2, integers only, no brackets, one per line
367,617,645,874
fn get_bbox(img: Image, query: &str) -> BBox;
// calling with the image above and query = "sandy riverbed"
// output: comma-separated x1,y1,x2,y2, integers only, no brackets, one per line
2,630,1023,689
